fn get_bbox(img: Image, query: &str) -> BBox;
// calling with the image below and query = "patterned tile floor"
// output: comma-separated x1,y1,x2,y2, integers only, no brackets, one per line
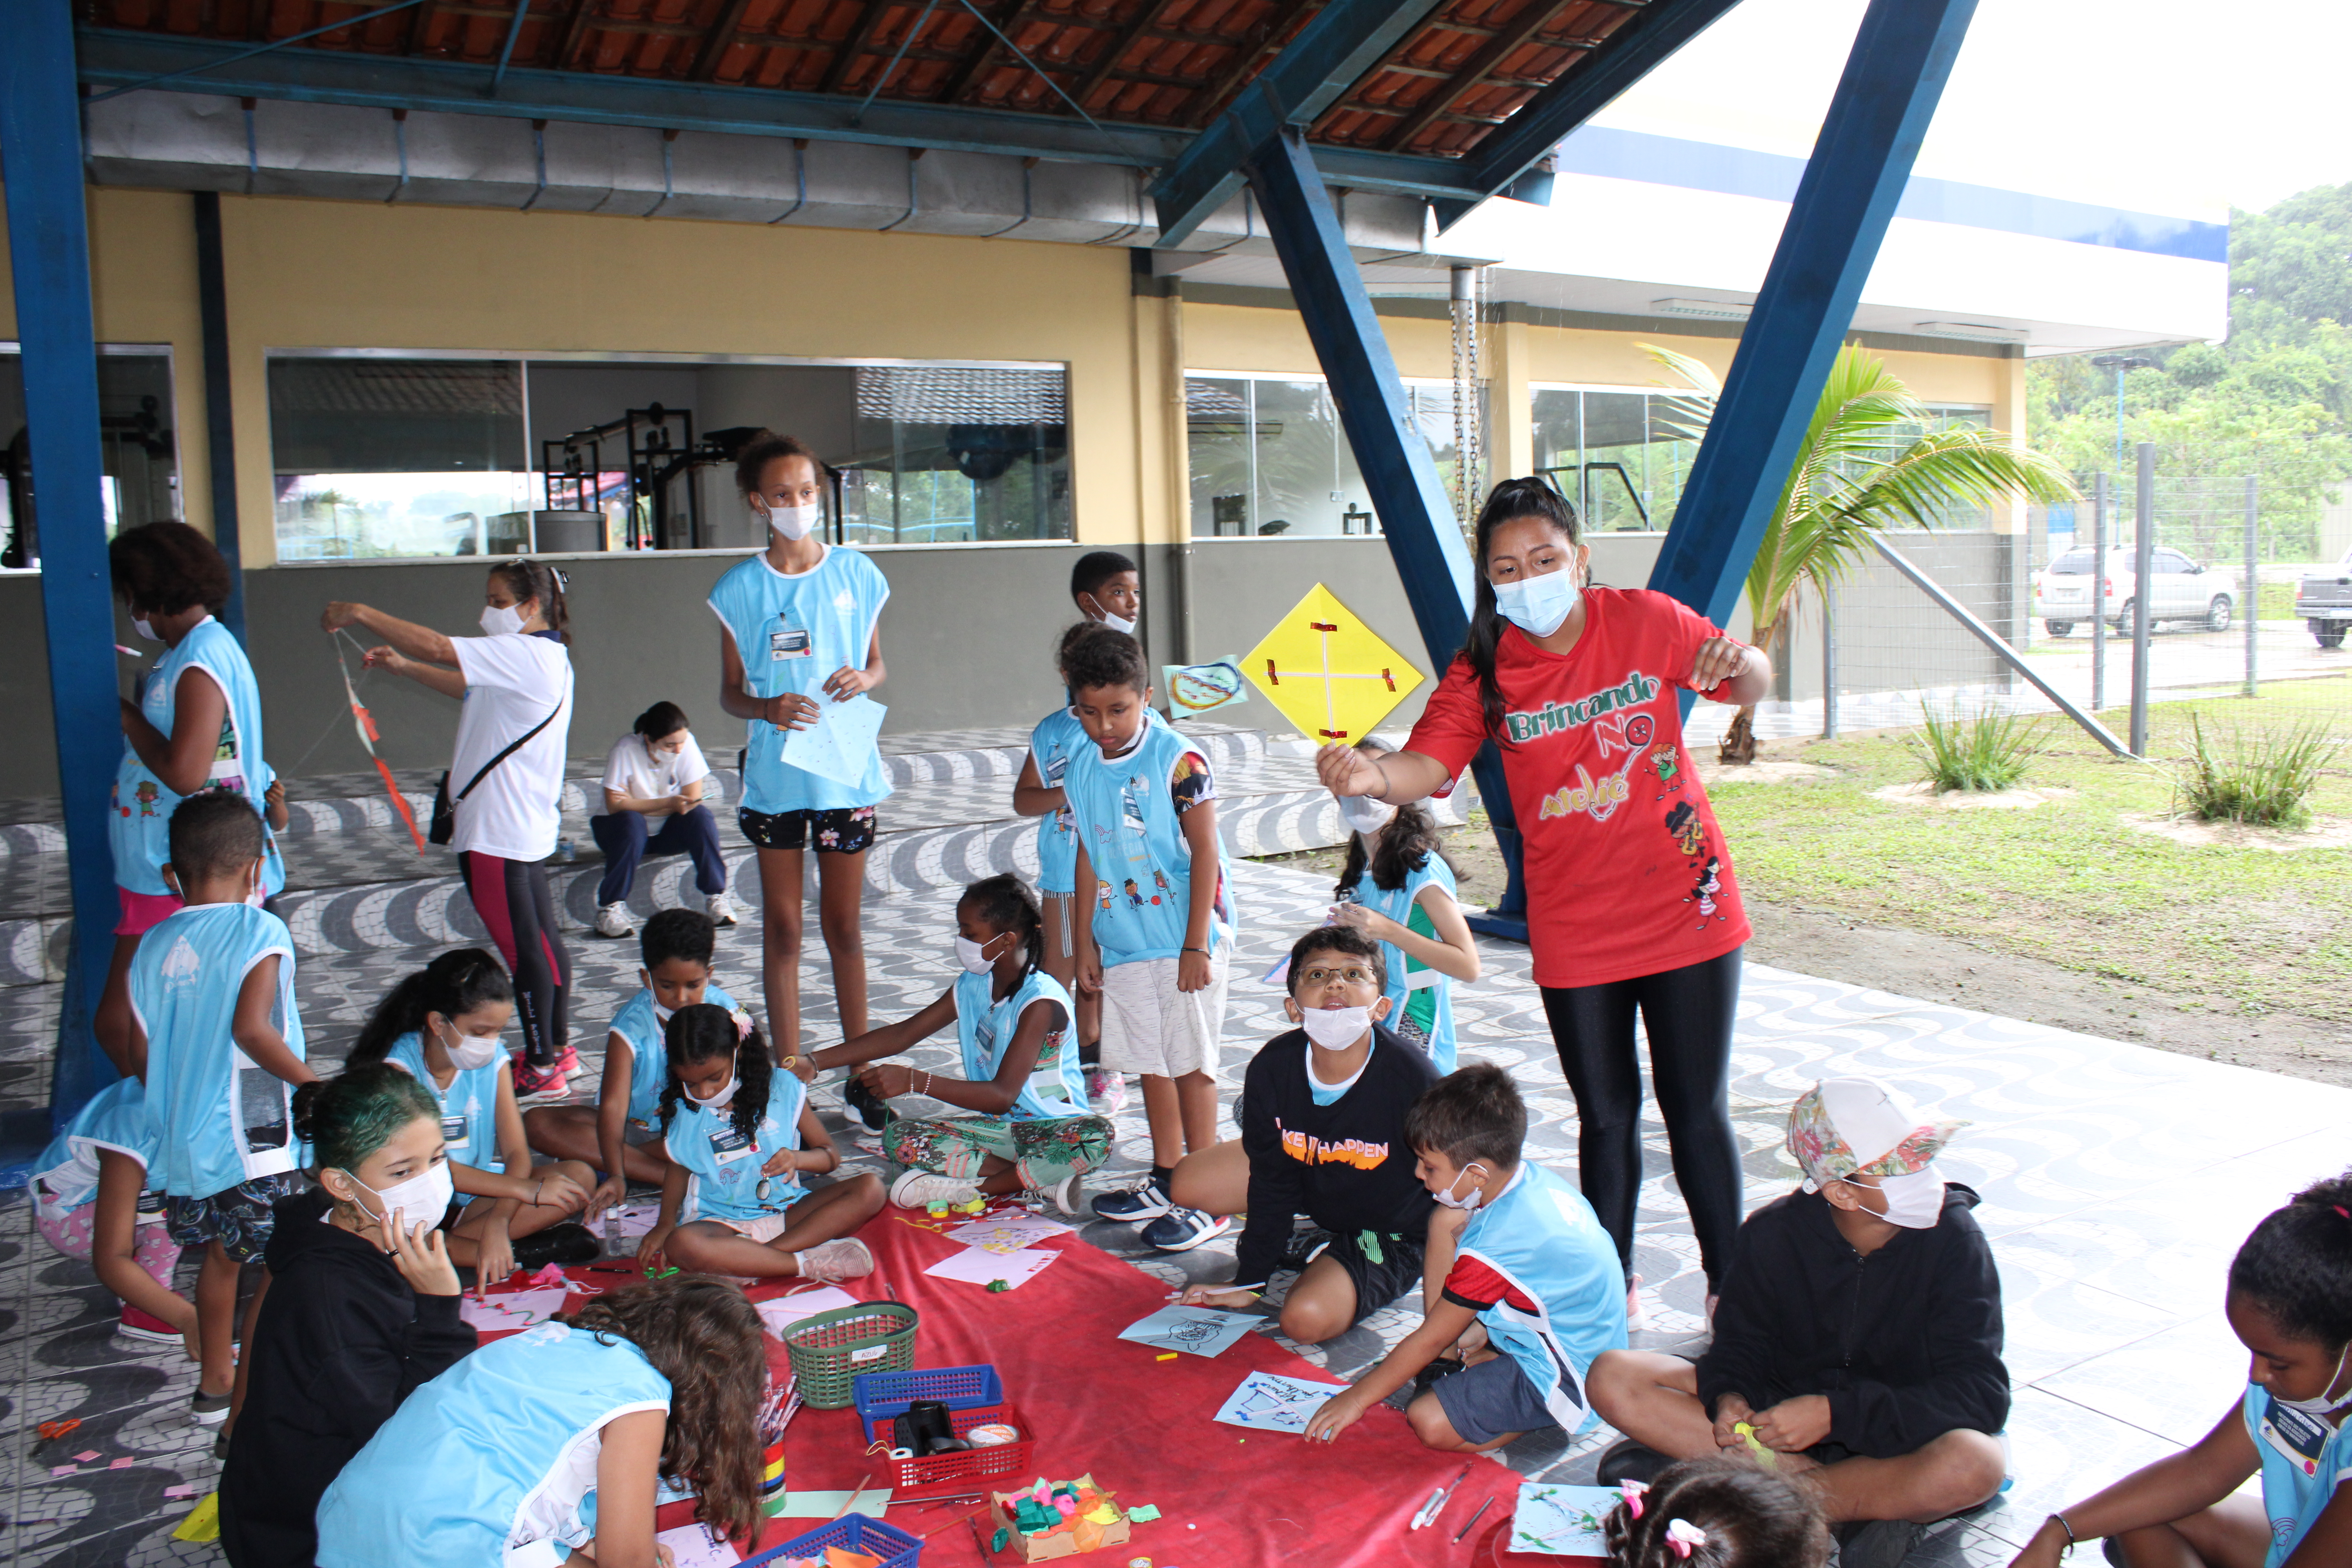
5,855,2340,1566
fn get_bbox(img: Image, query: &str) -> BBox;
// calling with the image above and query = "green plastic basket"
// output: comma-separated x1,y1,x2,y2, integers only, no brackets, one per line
781,1301,919,1409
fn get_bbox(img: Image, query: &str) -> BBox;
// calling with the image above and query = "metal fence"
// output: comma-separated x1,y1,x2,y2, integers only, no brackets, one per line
1678,454,2352,757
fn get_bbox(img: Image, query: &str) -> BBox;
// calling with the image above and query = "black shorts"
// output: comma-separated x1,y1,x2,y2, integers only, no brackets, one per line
1306,1228,1426,1328
164,1173,304,1263
738,805,878,854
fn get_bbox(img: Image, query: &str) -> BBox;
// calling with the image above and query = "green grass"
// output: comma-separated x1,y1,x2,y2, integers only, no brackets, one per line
2261,581,2307,621
2178,713,2339,828
1706,680,2352,1022
1907,702,2047,792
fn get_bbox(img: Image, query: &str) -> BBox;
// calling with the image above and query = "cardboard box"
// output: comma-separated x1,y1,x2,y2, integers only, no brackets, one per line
987,1483,1131,1563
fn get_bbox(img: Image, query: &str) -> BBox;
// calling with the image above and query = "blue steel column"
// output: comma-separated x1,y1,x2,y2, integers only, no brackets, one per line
1647,0,1978,628
1244,126,1530,938
3,0,128,1133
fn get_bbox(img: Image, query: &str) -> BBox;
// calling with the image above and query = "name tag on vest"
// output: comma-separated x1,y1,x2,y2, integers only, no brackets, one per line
2261,1398,2334,1476
441,1114,469,1148
770,627,811,661
710,1125,755,1163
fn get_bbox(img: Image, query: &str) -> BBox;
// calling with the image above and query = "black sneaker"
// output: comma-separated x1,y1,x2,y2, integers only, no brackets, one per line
844,1076,897,1133
1595,1438,1673,1487
1411,1356,1466,1396
1833,1519,1925,1568
514,1223,601,1269
1282,1226,1333,1268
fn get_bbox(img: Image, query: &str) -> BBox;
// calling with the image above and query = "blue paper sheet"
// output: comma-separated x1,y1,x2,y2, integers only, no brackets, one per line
1211,1370,1346,1434
1116,1304,1256,1358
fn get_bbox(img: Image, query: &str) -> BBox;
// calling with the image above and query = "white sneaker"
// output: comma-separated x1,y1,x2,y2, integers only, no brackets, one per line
1625,1272,1651,1334
706,890,743,927
891,1169,984,1210
594,902,635,938
1013,1172,1084,1216
794,1237,875,1285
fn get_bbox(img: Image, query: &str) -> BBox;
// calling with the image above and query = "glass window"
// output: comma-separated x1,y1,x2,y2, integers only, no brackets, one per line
839,366,1071,545
1184,373,1460,538
1530,383,1710,534
0,348,183,569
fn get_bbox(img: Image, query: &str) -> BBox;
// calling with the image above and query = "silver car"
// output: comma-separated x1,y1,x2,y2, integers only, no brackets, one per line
2034,545,2234,636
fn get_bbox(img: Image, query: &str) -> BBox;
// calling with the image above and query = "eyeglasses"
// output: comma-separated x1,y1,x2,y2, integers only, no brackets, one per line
1300,965,1379,988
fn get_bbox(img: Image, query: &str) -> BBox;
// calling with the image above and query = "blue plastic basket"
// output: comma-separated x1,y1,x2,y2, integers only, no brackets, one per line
741,1513,921,1568
851,1363,1003,1426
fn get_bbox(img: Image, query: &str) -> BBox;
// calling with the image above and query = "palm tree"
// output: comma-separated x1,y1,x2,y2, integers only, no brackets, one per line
1646,343,2081,764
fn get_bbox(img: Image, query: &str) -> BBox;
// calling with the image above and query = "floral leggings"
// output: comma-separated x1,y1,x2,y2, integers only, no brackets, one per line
882,1114,1112,1189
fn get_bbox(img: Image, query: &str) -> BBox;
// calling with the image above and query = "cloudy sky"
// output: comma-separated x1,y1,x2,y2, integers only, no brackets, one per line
1584,0,2343,220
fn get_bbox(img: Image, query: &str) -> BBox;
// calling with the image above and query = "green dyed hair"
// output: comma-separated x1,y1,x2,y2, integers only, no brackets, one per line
291,1060,441,1176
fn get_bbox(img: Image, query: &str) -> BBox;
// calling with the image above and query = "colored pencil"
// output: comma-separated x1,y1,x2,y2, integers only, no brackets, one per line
1452,1497,1493,1543
832,1472,873,1520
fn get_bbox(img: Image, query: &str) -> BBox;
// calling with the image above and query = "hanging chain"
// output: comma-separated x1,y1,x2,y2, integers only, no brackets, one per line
1450,266,1487,527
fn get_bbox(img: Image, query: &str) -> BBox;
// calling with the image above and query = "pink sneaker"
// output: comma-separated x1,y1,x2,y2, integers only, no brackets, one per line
512,1052,570,1101
118,1305,180,1343
794,1238,875,1285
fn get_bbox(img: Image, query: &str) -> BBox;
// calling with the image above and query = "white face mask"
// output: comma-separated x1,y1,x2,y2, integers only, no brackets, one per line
1083,594,1136,637
341,1159,456,1237
687,1065,739,1109
2274,1340,2352,1415
1299,1004,1374,1051
1337,794,1395,836
763,501,820,542
653,1000,676,1026
1432,1161,1488,1212
132,616,160,643
1859,1166,1946,1230
437,1020,503,1073
1492,569,1581,638
479,602,527,637
954,932,1006,975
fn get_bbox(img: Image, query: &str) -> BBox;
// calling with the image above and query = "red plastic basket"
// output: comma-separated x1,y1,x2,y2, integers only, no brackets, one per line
858,1400,1036,1500
740,1512,920,1568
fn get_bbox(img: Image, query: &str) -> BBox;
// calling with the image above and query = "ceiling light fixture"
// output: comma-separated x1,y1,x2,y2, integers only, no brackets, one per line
1650,297,1752,320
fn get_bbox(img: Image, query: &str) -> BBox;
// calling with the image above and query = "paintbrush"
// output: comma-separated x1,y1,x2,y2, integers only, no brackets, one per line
1452,1496,1493,1543
965,1511,994,1561
1412,1459,1476,1529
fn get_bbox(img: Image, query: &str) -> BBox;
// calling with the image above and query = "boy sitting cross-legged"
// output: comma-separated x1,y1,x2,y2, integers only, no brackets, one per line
1302,1063,1628,1451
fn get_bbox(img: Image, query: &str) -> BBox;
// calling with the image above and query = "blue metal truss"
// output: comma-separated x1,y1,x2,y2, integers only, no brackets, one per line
1,0,129,1142
1647,0,1979,628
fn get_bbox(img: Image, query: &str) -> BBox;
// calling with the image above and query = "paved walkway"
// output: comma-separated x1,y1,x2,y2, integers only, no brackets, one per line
5,856,2339,1566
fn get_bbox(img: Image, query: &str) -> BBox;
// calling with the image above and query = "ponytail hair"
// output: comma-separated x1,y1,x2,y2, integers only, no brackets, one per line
348,947,515,1069
565,1276,765,1547
958,873,1044,979
634,701,691,743
488,557,570,645
1463,477,1582,744
1602,1458,1829,1568
732,430,820,497
1334,735,1446,897
657,1002,771,1145
2229,1166,2352,1348
292,1061,441,1180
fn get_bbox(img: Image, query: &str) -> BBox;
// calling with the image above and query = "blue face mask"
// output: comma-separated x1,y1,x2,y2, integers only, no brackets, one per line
1492,569,1580,638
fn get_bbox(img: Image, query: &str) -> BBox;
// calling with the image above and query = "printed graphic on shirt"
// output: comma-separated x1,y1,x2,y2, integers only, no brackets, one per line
1275,1118,1391,1172
1502,673,1661,742
161,937,201,986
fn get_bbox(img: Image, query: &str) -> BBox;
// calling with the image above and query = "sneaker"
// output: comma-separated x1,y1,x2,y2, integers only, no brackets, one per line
844,1076,896,1132
595,902,635,938
1411,1356,1467,1396
514,1223,601,1269
891,1169,984,1210
511,1053,569,1100
117,1305,181,1343
1625,1272,1651,1334
1084,1065,1127,1114
1282,1225,1333,1268
795,1237,875,1285
1022,1172,1084,1217
190,1388,232,1426
1091,1175,1174,1223
706,890,744,927
1595,1437,1672,1487
1141,1207,1229,1252
1833,1520,1926,1568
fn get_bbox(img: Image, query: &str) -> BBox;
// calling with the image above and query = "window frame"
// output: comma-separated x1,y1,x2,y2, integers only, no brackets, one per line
0,341,185,575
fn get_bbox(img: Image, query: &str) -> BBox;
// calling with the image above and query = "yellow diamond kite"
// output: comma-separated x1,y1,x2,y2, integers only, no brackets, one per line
1242,583,1425,742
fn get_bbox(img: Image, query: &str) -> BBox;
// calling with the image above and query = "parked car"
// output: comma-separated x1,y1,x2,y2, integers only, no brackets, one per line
2033,545,2234,636
2294,548,2352,648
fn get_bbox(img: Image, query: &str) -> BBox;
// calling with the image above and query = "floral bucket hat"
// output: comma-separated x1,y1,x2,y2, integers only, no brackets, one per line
1786,1076,1967,1192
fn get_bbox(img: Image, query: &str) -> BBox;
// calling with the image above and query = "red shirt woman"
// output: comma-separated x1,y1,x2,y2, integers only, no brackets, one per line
1317,478,1771,1318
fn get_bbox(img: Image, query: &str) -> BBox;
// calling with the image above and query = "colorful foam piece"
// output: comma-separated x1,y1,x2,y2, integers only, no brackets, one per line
1125,1505,1161,1524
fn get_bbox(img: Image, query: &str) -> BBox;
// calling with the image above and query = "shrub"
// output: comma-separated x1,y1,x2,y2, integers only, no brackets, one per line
2177,713,2339,828
1906,701,2047,793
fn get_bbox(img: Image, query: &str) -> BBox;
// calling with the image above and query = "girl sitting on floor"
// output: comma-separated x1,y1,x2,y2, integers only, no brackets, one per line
2009,1167,2352,1568
29,1076,196,1353
1604,1458,1830,1568
639,1003,882,1281
220,1063,479,1568
316,1276,768,1568
810,873,1111,1216
347,949,598,1278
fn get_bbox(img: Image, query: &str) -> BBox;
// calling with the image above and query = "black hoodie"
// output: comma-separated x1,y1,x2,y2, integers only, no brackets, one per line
220,1187,478,1568
1693,1183,2009,1459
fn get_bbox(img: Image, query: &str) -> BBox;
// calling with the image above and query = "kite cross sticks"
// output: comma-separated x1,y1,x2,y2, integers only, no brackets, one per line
1242,584,1424,744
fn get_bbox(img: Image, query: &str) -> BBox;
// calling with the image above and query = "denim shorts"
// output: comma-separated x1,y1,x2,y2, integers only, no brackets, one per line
1431,1354,1564,1446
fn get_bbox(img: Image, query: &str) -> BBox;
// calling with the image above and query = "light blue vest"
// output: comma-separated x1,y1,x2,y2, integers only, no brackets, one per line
316,1322,673,1568
609,983,739,1126
1028,706,1087,895
1063,712,1234,966
955,967,1084,1120
1456,1162,1628,1433
385,1031,507,1207
131,902,306,1199
110,617,285,898
1351,853,1459,1074
32,1077,162,1217
667,1071,809,1224
708,547,893,814
2243,1382,2352,1568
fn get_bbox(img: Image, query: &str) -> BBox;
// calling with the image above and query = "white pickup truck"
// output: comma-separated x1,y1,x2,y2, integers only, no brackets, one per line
2296,549,2352,648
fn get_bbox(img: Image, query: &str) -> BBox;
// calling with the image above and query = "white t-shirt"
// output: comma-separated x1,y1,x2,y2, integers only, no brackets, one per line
449,633,574,862
599,732,710,820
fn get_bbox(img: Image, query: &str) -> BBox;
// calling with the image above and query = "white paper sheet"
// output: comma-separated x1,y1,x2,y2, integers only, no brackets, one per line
1510,1482,1619,1556
943,1210,1074,1253
780,690,886,786
755,1287,862,1337
1210,1370,1346,1435
458,1287,570,1333
1115,1304,1255,1358
921,1244,1059,1290
655,1521,742,1567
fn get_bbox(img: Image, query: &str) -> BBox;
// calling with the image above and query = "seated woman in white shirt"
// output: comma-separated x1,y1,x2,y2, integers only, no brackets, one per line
590,702,742,938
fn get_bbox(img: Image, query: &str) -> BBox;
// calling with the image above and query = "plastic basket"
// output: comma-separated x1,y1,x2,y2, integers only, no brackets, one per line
741,1512,921,1568
780,1301,918,1410
852,1364,1003,1426
858,1401,1036,1500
